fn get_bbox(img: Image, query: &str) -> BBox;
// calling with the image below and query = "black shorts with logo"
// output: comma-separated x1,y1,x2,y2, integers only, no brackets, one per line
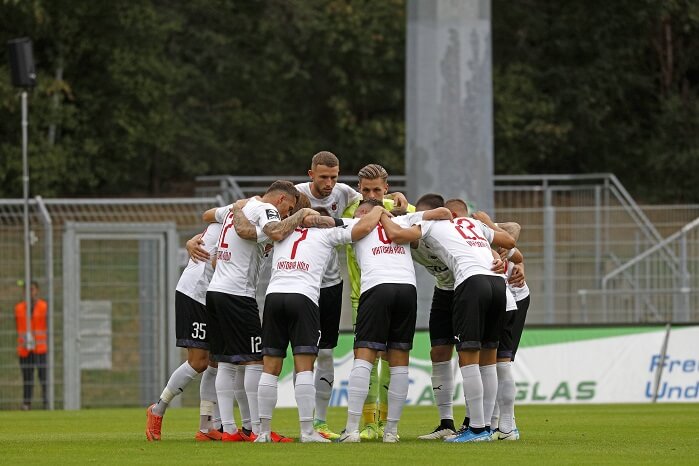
355,283,417,352
319,282,343,349
498,295,530,360
429,287,457,347
262,293,321,358
176,291,210,350
452,275,506,351
206,291,263,363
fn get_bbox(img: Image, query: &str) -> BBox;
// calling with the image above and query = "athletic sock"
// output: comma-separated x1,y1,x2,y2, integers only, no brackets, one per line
153,362,198,416
496,361,516,433
244,364,263,434
346,359,373,432
491,402,500,430
215,362,238,434
378,357,390,422
480,364,498,430
314,349,334,423
233,365,251,430
362,360,379,425
199,366,218,432
213,400,222,431
385,366,409,436
257,372,278,436
460,363,485,429
431,360,454,422
295,371,315,435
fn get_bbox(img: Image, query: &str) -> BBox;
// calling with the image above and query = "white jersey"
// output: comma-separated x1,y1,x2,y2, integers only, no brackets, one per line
295,182,361,288
295,182,361,218
207,198,278,298
176,223,222,305
419,217,497,289
505,260,530,302
349,213,423,294
411,239,455,291
265,225,354,305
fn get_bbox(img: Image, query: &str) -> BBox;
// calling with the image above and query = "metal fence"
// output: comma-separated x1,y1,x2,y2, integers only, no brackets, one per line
1,173,698,410
0,197,221,411
197,173,699,325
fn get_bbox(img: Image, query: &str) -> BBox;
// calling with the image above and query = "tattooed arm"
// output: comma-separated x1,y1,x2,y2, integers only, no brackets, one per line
302,215,338,228
263,208,318,241
230,204,259,241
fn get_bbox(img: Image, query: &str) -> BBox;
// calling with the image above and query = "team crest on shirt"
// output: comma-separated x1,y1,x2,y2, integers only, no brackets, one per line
265,209,281,221
331,202,337,211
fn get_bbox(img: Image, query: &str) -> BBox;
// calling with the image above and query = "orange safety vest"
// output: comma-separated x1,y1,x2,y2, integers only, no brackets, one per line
14,299,48,357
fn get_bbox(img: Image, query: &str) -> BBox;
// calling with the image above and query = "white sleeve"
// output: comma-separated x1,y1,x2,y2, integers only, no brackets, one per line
339,183,362,205
418,220,434,239
214,206,231,224
401,212,424,226
478,221,495,244
251,202,281,231
325,224,354,246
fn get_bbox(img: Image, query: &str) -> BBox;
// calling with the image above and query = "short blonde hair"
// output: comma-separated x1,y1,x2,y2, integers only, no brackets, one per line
357,164,388,182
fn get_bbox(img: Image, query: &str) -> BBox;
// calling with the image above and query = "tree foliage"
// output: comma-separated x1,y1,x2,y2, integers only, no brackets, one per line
0,0,697,202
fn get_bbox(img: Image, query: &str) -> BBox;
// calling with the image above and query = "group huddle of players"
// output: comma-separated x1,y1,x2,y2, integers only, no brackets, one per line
145,151,530,444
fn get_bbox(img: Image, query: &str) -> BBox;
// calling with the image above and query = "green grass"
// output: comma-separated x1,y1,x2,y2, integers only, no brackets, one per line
1,404,697,464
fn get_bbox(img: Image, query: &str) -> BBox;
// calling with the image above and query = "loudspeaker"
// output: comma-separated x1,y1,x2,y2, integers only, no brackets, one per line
7,37,36,88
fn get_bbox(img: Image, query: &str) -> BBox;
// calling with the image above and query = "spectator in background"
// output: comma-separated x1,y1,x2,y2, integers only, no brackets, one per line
14,280,48,410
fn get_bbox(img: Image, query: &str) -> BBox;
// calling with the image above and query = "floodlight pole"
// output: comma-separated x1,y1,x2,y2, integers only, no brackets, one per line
22,90,34,351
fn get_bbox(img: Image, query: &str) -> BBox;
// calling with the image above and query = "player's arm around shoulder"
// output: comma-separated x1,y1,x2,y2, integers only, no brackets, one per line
472,210,516,249
263,207,319,242
380,213,422,244
230,199,259,241
421,207,452,221
350,206,385,241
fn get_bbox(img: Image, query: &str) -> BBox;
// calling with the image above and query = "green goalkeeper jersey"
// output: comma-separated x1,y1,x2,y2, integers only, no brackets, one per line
342,198,416,313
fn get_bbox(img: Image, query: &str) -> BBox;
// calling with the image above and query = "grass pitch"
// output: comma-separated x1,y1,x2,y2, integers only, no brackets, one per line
1,404,697,464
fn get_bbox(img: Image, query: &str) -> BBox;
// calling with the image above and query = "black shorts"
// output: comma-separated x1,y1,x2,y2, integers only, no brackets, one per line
498,295,530,360
429,287,457,347
452,275,506,351
355,283,417,352
176,291,210,350
262,293,320,358
206,291,263,363
319,282,343,349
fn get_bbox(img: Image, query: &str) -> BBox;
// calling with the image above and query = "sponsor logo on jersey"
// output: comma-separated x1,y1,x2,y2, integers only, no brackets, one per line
266,209,281,221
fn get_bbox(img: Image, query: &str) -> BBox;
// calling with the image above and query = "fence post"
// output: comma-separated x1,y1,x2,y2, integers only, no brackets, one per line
544,185,556,323
35,196,54,410
678,233,690,322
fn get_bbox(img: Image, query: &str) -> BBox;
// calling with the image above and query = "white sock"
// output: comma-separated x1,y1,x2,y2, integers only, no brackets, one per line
431,360,454,421
244,364,263,434
199,366,218,432
314,349,334,423
257,372,278,436
480,364,497,428
460,364,484,429
491,402,500,430
233,365,251,430
213,400,222,430
295,371,315,435
215,362,238,434
153,362,198,416
496,361,516,433
385,366,409,436
345,359,373,432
